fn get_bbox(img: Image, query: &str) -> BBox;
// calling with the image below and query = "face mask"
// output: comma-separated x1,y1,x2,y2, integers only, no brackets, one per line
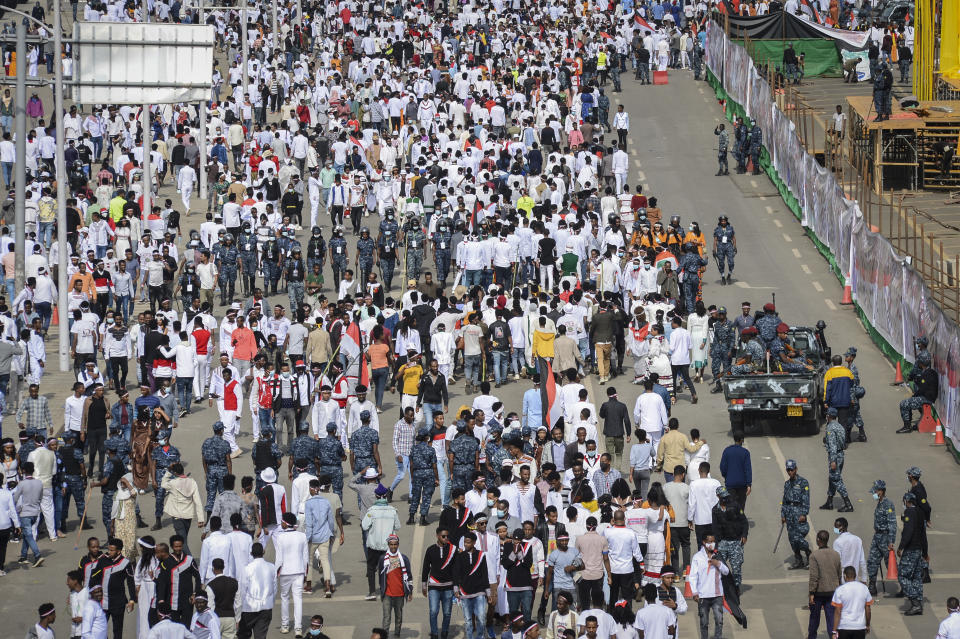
600,463,610,472
309,631,323,637
497,509,507,518
107,318,114,324
157,439,167,446
704,542,715,551
833,527,841,535
282,371,291,378
872,493,879,501
644,264,651,270
587,451,597,458
487,499,496,507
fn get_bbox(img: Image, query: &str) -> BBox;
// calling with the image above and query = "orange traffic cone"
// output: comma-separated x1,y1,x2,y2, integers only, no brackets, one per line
886,548,898,580
51,305,59,326
892,361,905,384
840,281,854,305
918,404,938,433
683,566,693,598
934,420,945,445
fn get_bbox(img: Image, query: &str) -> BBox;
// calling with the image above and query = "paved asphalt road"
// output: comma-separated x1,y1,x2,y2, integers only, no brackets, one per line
3,66,958,639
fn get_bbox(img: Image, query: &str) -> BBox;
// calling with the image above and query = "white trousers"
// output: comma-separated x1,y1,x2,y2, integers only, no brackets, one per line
193,354,210,398
36,487,56,540
438,363,452,384
219,407,240,452
181,186,193,212
615,171,628,195
309,197,320,228
278,573,304,628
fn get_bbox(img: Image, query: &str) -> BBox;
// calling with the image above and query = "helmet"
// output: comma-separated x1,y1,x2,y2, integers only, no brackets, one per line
189,229,200,240
670,215,681,226
683,242,696,252
816,320,826,330
718,214,729,223
241,222,251,231
223,233,234,242
360,227,369,234
607,213,618,226
312,226,322,235
217,229,226,236
916,336,929,346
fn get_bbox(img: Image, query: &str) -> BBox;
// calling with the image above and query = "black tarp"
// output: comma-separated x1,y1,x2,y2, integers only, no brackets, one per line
724,11,870,50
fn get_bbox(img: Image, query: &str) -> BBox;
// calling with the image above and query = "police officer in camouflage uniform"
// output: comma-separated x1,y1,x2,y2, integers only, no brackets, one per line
317,422,347,500
449,421,480,495
755,303,780,347
150,429,180,529
678,243,708,314
484,425,508,486
730,326,764,375
898,356,939,433
289,422,320,479
820,408,853,513
408,427,439,525
261,235,283,296
329,226,349,287
238,223,259,296
106,424,131,466
781,459,811,569
866,479,897,595
749,126,763,175
733,118,748,173
713,216,736,285
403,217,427,282
844,347,867,442
356,227,377,285
201,421,232,516
210,229,227,267
251,424,283,492
432,217,454,288
349,410,380,475
284,247,306,311
17,429,37,466
709,307,735,392
97,444,124,536
216,233,241,305
378,229,399,291
713,487,748,591
897,491,927,616
306,227,326,277
59,431,90,531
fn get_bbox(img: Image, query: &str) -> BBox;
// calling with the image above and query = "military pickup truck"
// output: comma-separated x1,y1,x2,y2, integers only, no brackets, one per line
721,326,831,435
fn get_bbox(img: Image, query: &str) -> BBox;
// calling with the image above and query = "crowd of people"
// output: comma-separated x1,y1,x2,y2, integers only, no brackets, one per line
0,0,953,637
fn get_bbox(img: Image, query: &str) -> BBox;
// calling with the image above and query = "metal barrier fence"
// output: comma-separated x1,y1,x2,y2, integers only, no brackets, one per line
706,19,960,453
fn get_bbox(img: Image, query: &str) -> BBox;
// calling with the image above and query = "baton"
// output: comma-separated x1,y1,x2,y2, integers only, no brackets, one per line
772,520,785,553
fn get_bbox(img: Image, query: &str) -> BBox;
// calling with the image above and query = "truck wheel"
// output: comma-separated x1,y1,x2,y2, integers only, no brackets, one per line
729,415,743,433
804,415,821,435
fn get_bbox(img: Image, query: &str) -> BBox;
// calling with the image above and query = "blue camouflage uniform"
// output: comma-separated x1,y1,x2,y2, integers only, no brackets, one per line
201,429,231,513
824,419,848,501
449,431,480,494
289,434,320,478
404,227,427,281
781,473,811,558
432,226,453,285
713,223,736,276
356,234,376,284
284,255,306,310
261,239,283,295
151,438,181,520
59,438,86,526
251,430,283,492
329,236,348,285
216,240,240,304
678,250,708,313
106,430,131,465
317,426,346,499
755,313,779,347
409,434,437,517
349,424,379,474
484,437,508,486
730,336,765,375
101,447,124,535
306,234,326,273
710,318,735,381
749,126,763,172
769,337,808,374
733,123,748,171
867,488,897,585
238,231,259,295
848,360,865,435
378,230,399,291
897,496,927,606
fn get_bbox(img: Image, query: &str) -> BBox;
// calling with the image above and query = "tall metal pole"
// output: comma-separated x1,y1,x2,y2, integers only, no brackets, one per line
54,0,69,371
240,1,248,111
13,21,26,299
198,100,207,200
272,1,277,50
141,0,151,216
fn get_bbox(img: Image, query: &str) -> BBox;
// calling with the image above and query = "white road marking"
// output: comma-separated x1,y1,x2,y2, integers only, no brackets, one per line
800,264,811,274
750,179,758,188
412,517,426,590
765,205,774,214
792,249,802,258
699,87,705,93
734,281,777,289
773,219,783,228
766,437,816,535
825,299,837,310
636,170,646,181
643,184,650,190
782,233,792,243
633,159,643,167
812,281,823,292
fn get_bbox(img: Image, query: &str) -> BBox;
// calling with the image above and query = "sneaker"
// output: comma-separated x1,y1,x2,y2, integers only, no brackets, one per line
365,592,377,601
280,626,290,634
295,630,304,638
0,569,7,576
32,556,44,567
16,557,27,564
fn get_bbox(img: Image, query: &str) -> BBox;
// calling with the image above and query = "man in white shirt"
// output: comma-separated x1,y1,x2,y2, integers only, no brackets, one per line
603,511,644,603
633,380,668,450
832,518,868,584
688,535,729,639
831,566,872,637
82,585,109,639
668,316,697,403
198,516,235,582
936,597,960,639
687,462,720,549
26,439,58,541
239,542,277,637
272,512,309,636
633,582,677,639
64,382,86,436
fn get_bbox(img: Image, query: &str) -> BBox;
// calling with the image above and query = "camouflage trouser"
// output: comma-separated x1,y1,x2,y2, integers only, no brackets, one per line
827,457,848,498
410,470,435,517
434,250,451,283
729,364,755,375
154,468,169,519
331,258,348,287
784,512,810,554
452,467,473,495
205,466,226,513
219,267,237,303
898,548,924,599
61,474,86,527
381,259,396,290
682,278,700,314
716,244,735,274
319,465,343,500
358,258,374,285
240,257,257,294
850,399,864,430
899,396,929,423
717,539,744,587
406,250,424,281
867,533,893,581
102,489,116,535
710,349,731,379
288,281,305,311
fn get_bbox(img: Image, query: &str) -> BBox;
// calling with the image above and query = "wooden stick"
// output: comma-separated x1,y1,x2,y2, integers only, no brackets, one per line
74,483,95,550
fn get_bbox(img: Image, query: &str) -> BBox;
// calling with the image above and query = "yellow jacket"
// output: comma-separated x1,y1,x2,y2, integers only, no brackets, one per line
532,330,556,359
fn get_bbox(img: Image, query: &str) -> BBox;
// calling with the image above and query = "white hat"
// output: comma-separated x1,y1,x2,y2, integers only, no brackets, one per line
364,467,379,479
261,468,277,483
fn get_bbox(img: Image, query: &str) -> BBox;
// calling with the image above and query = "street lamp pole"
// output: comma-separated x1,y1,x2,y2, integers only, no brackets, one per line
141,0,152,217
13,21,25,301
54,0,69,371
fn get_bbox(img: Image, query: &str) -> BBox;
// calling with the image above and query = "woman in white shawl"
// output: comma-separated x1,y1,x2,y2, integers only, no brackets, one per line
133,536,158,639
112,472,139,560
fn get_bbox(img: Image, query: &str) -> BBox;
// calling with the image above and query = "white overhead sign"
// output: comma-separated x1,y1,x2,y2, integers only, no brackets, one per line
74,22,214,105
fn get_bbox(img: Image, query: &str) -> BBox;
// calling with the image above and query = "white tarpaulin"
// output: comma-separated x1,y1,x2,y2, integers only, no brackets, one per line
74,22,214,105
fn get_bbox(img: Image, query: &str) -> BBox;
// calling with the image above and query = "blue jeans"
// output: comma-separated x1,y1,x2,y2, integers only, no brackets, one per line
371,367,389,409
258,408,274,434
115,294,131,323
464,354,481,386
38,221,54,248
437,457,450,507
461,595,488,639
492,350,509,384
464,269,482,288
3,278,13,302
507,590,533,620
422,402,443,430
0,161,11,186
389,454,411,498
19,515,41,560
511,347,526,376
428,588,454,636
176,377,193,414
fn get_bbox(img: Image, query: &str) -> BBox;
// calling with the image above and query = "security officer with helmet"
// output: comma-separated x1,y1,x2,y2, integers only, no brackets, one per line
432,216,454,288
713,215,736,285
201,421,232,516
306,226,327,275
238,222,259,296
328,226,349,286
403,216,427,281
378,228,399,291
215,233,240,305
261,233,283,296
356,227,377,285
678,242,708,314
284,247,307,310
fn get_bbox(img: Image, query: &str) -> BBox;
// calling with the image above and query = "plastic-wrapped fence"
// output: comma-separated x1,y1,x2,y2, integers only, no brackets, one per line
706,23,960,452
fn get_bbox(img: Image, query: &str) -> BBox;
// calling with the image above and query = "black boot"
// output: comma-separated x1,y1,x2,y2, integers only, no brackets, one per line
837,496,854,513
819,496,834,510
136,514,148,529
896,421,914,434
858,429,867,442
386,488,394,503
406,513,415,525
868,579,877,596
803,548,811,566
904,599,923,616
151,519,163,531
420,515,429,526
710,383,723,394
788,551,805,569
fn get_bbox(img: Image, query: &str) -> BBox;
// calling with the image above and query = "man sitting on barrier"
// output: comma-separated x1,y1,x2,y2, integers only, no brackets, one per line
897,358,939,433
